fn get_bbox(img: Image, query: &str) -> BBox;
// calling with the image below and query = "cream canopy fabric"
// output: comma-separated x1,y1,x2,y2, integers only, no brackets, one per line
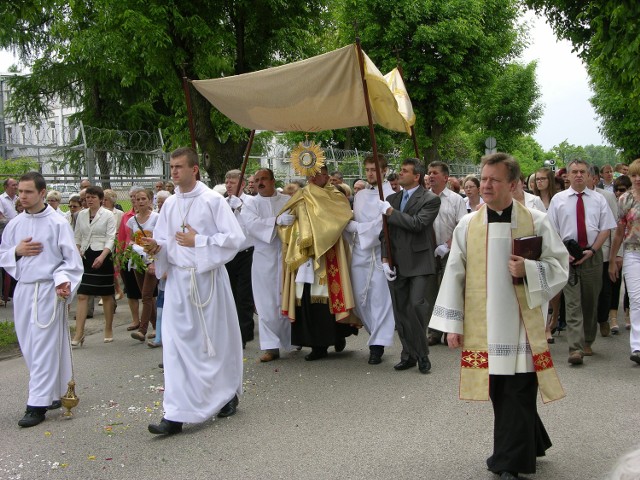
192,44,415,135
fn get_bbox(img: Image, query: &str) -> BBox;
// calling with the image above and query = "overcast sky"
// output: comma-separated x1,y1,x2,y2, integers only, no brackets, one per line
518,12,607,150
0,11,607,151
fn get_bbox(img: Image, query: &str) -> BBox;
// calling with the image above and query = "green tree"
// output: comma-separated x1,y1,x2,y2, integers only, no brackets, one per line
334,0,527,164
0,0,332,184
511,135,546,175
472,62,543,154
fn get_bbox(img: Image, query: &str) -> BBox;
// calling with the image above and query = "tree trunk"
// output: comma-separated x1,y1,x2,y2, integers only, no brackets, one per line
96,150,112,189
423,123,443,165
190,88,247,185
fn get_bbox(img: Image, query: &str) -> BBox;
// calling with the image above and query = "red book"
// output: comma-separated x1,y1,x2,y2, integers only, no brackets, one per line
512,235,542,285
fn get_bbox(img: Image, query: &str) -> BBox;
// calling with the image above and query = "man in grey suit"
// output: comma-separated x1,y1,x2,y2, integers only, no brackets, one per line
379,158,441,373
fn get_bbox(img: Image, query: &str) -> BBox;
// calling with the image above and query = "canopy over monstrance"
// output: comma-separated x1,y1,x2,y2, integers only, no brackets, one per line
191,44,415,135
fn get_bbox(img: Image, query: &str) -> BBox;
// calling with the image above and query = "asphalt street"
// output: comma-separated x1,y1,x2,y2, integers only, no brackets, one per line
0,300,638,480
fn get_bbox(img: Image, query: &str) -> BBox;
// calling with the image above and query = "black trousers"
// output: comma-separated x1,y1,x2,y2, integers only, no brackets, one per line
388,273,434,360
487,373,551,475
225,248,255,343
292,283,356,348
597,261,612,323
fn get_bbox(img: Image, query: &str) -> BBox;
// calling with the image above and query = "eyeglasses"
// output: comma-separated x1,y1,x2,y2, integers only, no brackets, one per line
535,178,548,182
616,188,627,193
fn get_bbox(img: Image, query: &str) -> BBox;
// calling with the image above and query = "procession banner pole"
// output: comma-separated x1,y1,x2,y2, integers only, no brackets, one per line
396,64,421,159
355,38,394,267
236,129,256,197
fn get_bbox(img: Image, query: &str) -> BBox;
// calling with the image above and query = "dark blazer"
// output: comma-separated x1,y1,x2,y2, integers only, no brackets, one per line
380,186,441,277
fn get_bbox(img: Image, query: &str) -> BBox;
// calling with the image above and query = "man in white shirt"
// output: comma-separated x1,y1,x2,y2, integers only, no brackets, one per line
547,159,617,365
0,178,18,221
426,161,467,346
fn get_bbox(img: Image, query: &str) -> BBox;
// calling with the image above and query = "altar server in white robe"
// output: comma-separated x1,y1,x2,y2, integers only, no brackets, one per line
240,168,291,362
430,153,568,479
144,147,245,435
0,172,83,428
345,154,396,365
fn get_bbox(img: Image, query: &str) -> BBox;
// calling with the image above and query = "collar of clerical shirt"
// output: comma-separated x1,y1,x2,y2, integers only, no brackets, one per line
486,202,513,223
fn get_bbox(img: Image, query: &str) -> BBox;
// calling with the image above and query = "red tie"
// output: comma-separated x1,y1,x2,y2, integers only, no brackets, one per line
576,192,588,247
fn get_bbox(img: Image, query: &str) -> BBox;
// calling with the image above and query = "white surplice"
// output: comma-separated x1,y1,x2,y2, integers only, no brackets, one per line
0,206,83,406
429,207,569,374
347,183,396,347
241,192,291,350
153,182,245,423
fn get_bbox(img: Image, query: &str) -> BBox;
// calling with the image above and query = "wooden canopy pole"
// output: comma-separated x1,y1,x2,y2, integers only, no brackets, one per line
235,130,256,197
355,38,394,267
395,64,421,159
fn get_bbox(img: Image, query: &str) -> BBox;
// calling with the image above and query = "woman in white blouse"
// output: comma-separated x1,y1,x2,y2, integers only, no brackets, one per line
73,186,117,346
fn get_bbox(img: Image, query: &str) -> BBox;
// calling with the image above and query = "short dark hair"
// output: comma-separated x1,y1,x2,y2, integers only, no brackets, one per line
428,161,449,176
614,175,631,189
364,153,388,170
387,173,399,182
403,158,426,186
85,185,104,200
3,178,15,188
479,153,521,183
255,168,275,180
567,158,591,174
19,171,46,191
171,147,199,167
330,171,343,179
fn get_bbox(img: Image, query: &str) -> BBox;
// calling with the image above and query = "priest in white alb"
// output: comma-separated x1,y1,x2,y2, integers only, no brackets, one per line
429,153,569,479
345,154,396,365
143,147,245,435
0,172,83,428
240,168,292,362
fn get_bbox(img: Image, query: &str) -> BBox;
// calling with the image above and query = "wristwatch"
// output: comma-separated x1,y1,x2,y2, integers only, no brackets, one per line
587,247,596,254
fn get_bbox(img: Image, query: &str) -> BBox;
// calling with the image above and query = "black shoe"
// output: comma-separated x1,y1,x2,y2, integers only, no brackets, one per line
418,356,431,374
500,472,518,479
368,345,384,365
368,352,383,365
18,407,46,428
217,395,239,418
148,418,183,435
47,400,62,410
158,363,164,369
334,337,346,352
393,359,417,371
428,335,441,346
305,348,328,361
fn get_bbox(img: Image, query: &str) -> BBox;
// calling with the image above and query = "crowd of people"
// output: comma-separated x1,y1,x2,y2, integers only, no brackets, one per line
1,149,638,480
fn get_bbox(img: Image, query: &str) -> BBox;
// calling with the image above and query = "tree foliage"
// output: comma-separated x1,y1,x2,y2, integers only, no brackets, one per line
0,0,332,183
333,0,532,164
2,0,547,176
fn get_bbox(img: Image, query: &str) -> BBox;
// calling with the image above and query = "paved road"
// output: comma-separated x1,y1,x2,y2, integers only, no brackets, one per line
0,301,637,480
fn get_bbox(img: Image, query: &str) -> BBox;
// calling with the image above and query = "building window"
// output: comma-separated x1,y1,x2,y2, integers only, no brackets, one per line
21,125,26,144
5,127,12,143
49,121,56,144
